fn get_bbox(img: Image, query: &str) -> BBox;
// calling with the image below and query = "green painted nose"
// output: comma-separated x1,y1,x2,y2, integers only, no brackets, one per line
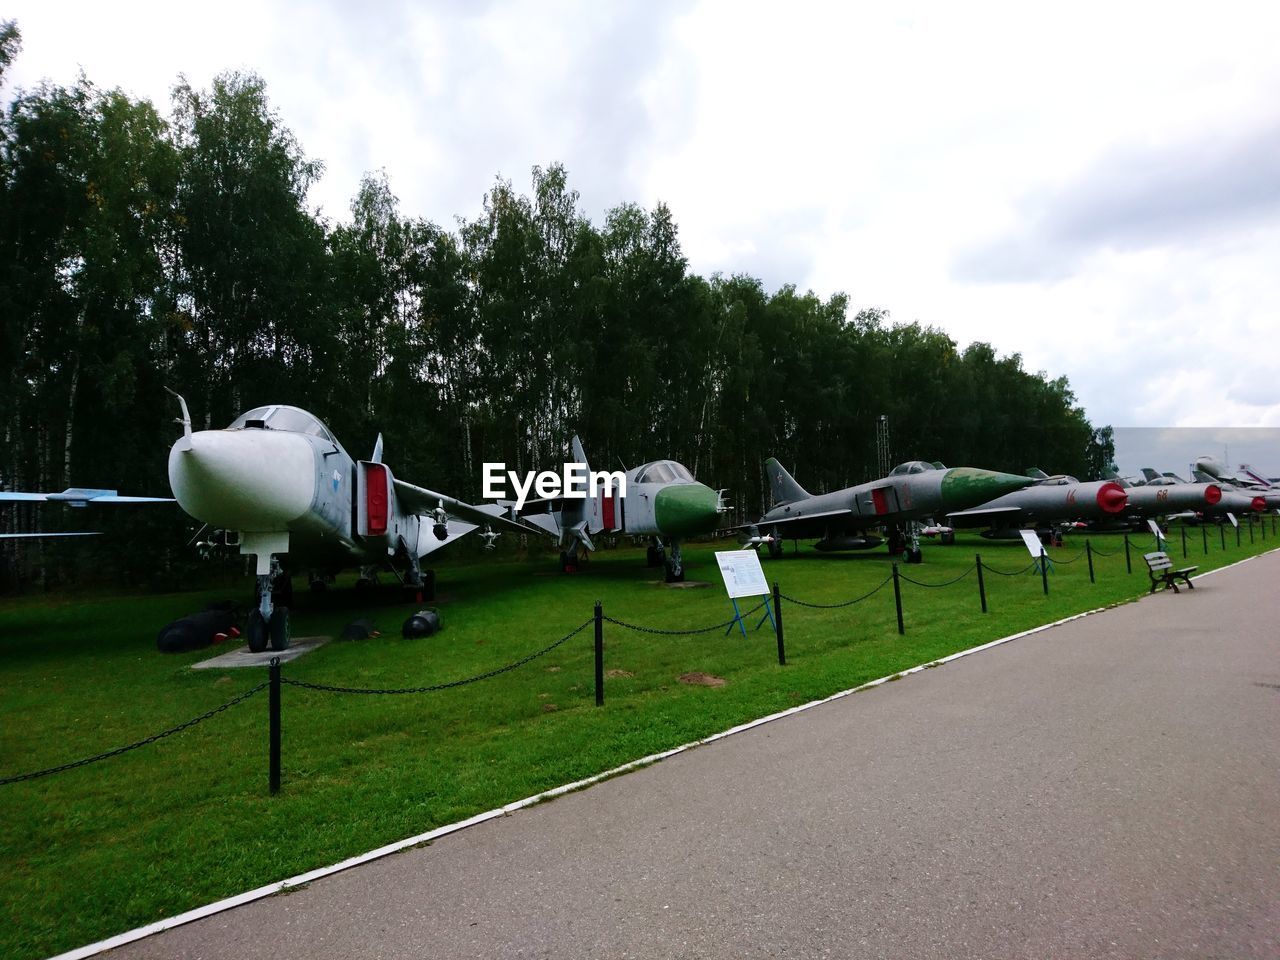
654,483,722,537
940,467,1034,510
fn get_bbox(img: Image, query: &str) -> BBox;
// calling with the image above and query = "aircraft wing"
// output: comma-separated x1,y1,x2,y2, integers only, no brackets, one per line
727,507,857,533
946,506,1024,522
0,488,173,506
392,480,539,536
0,532,103,539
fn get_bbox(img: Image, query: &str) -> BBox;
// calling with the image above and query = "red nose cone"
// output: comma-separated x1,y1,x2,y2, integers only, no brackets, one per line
1096,481,1127,514
1204,484,1222,506
1251,496,1266,512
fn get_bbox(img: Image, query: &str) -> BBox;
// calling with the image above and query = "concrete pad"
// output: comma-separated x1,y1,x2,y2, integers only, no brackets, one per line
191,636,330,669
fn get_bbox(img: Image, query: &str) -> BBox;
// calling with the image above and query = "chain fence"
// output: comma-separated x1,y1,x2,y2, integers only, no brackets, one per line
781,574,894,609
0,682,267,786
979,558,1041,576
898,564,977,588
283,618,595,695
603,599,767,636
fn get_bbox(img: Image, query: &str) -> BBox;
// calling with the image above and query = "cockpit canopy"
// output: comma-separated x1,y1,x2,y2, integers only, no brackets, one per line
229,405,336,443
634,460,695,484
1039,475,1079,485
888,460,944,476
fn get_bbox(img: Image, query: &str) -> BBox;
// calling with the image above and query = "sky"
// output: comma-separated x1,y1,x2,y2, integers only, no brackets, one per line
6,1,1280,438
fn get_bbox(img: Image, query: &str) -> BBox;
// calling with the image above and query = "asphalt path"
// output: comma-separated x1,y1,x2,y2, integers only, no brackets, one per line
110,552,1280,959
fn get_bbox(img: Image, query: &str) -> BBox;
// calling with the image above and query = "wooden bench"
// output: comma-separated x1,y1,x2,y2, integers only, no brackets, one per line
1144,551,1198,594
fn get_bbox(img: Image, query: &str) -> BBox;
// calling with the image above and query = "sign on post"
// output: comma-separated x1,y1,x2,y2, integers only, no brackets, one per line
714,550,776,637
1147,518,1167,547
1226,512,1239,528
1018,529,1051,575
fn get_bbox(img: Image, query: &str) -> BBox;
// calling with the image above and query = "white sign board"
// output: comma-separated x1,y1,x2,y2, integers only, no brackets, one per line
1018,529,1046,559
1227,512,1239,528
1147,518,1167,542
715,549,770,599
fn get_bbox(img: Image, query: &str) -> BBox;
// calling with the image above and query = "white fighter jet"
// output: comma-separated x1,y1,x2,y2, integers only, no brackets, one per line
166,393,534,652
0,488,173,538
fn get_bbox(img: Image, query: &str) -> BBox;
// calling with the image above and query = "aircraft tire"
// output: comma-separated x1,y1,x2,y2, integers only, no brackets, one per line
271,574,293,607
268,607,290,651
940,530,955,546
767,538,784,559
664,556,684,583
645,545,660,567
246,609,269,653
906,547,924,564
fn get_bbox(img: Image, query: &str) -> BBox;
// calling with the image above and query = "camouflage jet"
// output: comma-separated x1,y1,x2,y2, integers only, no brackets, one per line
515,436,724,582
947,472,1129,538
743,459,1034,563
166,394,534,652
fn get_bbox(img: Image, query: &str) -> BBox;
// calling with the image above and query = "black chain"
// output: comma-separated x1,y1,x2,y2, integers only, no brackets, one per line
781,574,893,609
282,619,594,694
0,682,267,786
1089,543,1120,557
980,559,1040,577
1052,549,1086,564
603,599,768,636
898,564,977,588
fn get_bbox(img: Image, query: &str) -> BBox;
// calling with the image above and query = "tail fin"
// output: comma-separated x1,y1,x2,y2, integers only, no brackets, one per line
1140,467,1160,483
1025,467,1049,480
765,458,810,506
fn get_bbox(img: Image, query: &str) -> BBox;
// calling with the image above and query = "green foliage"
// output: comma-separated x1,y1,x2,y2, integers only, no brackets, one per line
0,50,1108,584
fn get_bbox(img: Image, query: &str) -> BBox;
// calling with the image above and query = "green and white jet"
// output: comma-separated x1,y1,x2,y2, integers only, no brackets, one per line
516,436,725,582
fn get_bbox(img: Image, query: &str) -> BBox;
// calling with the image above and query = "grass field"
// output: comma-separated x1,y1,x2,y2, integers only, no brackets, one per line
2,522,1276,959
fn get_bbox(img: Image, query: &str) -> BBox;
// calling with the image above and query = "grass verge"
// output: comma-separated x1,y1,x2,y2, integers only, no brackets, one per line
1,523,1276,958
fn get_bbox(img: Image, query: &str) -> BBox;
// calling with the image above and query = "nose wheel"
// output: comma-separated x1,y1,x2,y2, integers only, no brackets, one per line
248,570,290,652
663,540,685,583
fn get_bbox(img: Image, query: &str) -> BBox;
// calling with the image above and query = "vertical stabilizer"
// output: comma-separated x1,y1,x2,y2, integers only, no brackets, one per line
765,458,811,506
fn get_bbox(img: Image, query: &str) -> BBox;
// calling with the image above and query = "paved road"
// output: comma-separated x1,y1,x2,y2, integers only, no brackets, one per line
112,553,1280,959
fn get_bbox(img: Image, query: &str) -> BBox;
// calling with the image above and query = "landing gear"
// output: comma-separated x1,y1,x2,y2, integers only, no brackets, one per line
251,567,290,651
664,540,685,583
246,608,268,653
904,546,923,564
269,606,290,651
646,540,666,568
940,530,956,546
767,537,785,559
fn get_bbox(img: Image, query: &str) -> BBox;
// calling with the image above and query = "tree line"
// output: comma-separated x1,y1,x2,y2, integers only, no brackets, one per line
0,23,1113,586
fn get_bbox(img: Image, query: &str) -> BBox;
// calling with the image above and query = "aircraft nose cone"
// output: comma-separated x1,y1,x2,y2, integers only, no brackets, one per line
1204,484,1222,506
1250,496,1266,512
1096,481,1128,515
654,483,722,537
939,467,1034,510
168,429,316,529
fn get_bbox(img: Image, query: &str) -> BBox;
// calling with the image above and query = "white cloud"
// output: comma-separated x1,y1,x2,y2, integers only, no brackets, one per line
6,0,1280,431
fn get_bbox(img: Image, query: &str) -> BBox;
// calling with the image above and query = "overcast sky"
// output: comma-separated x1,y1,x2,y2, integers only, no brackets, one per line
7,1,1280,435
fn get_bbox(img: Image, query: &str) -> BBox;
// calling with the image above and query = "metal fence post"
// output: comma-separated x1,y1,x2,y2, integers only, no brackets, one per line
976,554,987,613
269,656,281,795
1220,523,1226,550
593,601,604,707
773,581,786,666
1086,540,1095,583
1237,522,1242,547
1248,519,1254,544
1040,549,1049,595
1202,525,1208,555
1124,533,1131,574
892,563,904,635
1181,527,1187,559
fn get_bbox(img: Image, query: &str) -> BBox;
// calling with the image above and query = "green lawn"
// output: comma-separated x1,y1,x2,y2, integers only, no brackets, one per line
2,521,1276,959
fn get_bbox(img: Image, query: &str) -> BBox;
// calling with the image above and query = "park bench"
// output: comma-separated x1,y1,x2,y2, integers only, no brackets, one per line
1144,551,1198,594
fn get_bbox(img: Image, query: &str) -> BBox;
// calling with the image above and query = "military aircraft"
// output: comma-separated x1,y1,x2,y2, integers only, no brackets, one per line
514,436,724,582
0,487,173,538
946,472,1129,538
741,459,1034,563
166,393,535,652
1192,457,1280,511
1121,473,1228,520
